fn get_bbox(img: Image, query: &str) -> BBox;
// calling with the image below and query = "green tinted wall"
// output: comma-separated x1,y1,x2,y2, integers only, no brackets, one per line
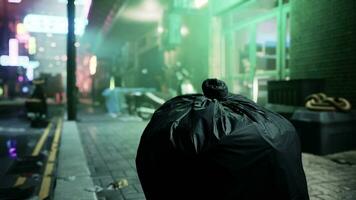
179,11,210,91
290,0,356,104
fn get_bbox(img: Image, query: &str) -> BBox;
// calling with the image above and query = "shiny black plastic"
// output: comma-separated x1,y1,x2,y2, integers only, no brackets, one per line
136,87,309,200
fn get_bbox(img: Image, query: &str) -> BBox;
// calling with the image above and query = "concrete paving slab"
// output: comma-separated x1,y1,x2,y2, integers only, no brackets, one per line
54,121,96,200
55,176,97,200
76,113,356,200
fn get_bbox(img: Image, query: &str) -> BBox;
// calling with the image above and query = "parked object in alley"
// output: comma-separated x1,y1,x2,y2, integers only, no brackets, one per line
7,153,46,175
267,79,325,106
126,76,196,120
102,87,156,118
126,90,171,120
136,78,309,200
266,79,325,119
25,79,49,127
291,93,355,155
291,108,356,155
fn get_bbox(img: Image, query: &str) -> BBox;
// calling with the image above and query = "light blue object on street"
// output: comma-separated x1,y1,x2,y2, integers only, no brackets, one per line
102,87,156,115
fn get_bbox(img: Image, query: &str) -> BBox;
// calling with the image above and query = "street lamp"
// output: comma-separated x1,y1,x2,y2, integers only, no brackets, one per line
89,55,97,104
89,55,97,76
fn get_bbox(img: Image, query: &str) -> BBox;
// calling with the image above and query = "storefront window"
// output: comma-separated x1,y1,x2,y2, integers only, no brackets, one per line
235,28,251,74
255,17,278,71
218,0,291,103
232,0,278,23
253,76,271,105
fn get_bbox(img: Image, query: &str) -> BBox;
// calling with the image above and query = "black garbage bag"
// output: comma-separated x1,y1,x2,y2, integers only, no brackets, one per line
136,79,309,200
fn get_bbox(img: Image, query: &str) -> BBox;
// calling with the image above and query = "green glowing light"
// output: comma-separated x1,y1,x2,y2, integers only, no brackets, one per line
180,26,189,36
194,0,208,8
157,26,164,34
109,76,115,90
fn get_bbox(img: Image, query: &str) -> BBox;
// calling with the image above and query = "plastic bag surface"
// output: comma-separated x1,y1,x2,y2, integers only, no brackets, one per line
136,79,309,200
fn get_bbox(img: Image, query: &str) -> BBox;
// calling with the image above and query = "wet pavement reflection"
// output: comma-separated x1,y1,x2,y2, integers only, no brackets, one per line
0,118,43,188
0,106,62,199
6,139,18,159
0,119,41,158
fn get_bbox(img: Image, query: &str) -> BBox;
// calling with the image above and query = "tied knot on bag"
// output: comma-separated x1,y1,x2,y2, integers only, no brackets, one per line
305,93,352,112
202,78,228,100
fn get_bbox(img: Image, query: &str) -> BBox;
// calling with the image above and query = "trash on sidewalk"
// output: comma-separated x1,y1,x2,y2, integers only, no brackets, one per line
107,178,129,190
136,79,310,200
85,178,129,193
57,175,76,182
85,185,104,193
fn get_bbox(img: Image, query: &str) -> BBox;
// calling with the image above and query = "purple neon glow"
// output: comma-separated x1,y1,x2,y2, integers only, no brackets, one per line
6,139,18,159
9,149,17,158
18,75,24,82
9,38,18,57
8,0,22,3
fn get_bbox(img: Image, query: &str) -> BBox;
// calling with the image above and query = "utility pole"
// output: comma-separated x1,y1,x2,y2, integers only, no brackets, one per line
67,0,76,120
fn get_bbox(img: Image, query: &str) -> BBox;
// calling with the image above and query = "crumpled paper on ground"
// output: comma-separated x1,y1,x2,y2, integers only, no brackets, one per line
85,178,129,193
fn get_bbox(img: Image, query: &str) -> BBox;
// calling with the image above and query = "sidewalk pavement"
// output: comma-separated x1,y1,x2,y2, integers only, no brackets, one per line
54,121,97,200
57,113,356,200
77,115,145,200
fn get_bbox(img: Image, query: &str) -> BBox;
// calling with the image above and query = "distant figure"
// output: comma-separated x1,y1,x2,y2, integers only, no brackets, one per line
102,88,120,117
54,74,64,104
25,78,48,127
30,79,47,117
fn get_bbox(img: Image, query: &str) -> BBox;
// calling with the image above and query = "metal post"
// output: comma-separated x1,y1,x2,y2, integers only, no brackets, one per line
67,0,76,120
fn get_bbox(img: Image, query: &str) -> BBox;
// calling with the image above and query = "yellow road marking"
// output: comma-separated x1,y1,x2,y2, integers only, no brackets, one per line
42,163,54,178
39,118,62,200
39,177,51,198
14,121,53,187
32,122,53,156
48,119,62,162
13,176,26,187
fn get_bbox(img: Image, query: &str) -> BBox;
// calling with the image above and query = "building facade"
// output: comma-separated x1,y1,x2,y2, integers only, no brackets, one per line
210,0,291,105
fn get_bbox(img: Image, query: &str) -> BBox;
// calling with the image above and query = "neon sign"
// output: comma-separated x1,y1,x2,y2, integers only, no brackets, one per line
0,39,39,80
8,0,22,3
16,23,30,43
23,14,88,36
28,37,36,55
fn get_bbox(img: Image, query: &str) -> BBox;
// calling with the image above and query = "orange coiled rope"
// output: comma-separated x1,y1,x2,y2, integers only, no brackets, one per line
305,93,352,112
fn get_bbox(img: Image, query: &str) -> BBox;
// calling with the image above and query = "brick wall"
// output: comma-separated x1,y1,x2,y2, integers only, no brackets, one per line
290,0,356,105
